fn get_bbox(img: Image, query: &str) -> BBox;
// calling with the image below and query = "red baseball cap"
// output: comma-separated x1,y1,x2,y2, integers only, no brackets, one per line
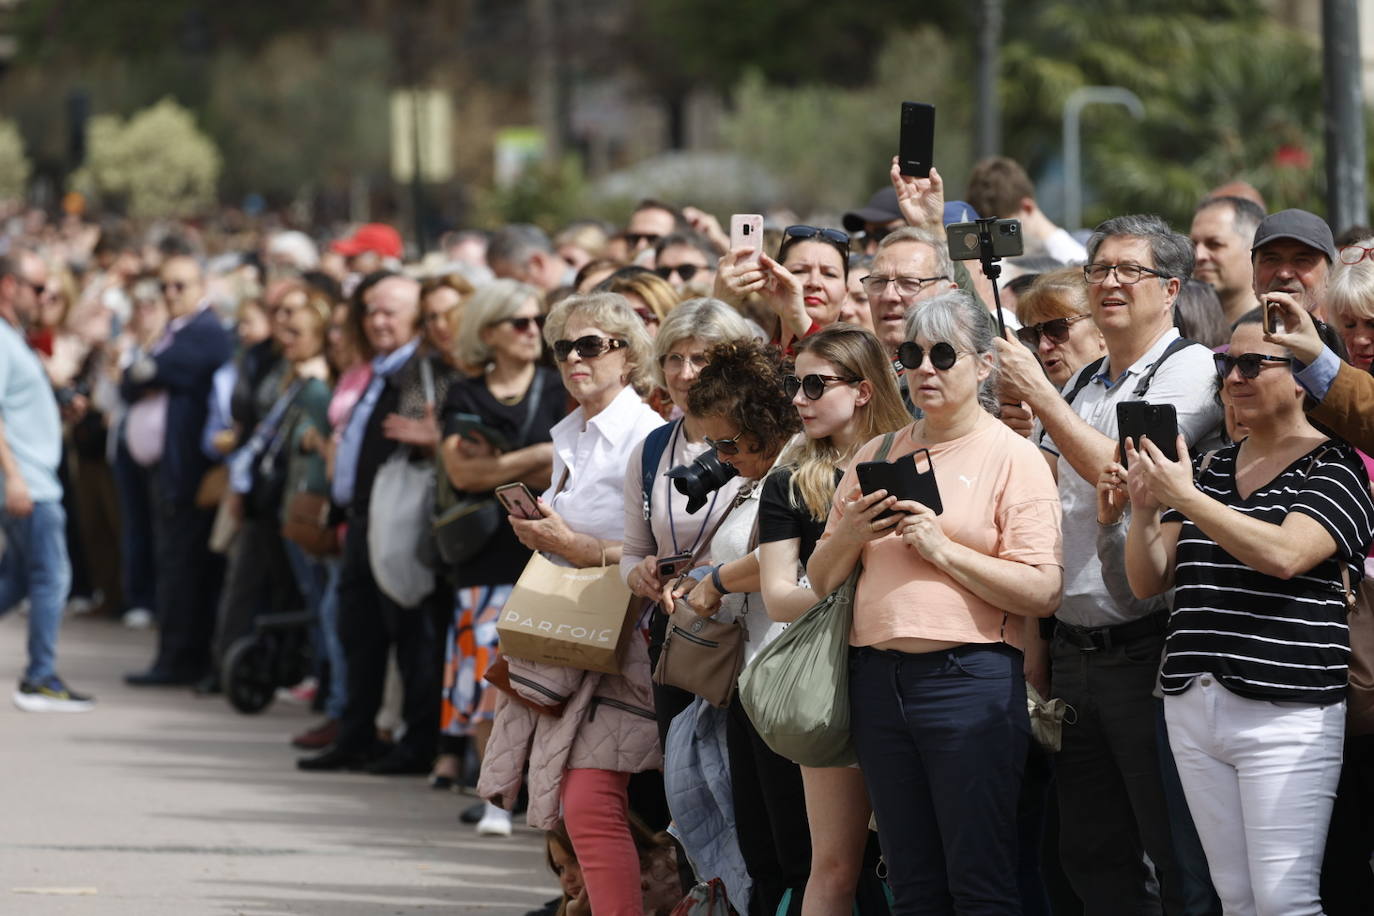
330,223,403,260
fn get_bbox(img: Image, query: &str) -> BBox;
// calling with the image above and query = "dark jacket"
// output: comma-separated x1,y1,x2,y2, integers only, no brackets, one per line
122,308,233,506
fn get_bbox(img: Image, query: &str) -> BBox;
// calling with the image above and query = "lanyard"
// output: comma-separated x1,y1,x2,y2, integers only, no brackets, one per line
664,420,719,555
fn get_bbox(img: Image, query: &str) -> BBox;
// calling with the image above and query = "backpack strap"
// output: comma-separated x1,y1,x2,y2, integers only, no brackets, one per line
1131,338,1203,398
874,431,898,463
1062,357,1107,407
640,420,679,521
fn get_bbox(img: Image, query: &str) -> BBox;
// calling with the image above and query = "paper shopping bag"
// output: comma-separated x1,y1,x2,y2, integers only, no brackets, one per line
496,552,636,674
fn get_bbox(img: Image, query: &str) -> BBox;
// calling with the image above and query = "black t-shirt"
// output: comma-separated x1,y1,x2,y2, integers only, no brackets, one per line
440,366,567,586
758,466,840,567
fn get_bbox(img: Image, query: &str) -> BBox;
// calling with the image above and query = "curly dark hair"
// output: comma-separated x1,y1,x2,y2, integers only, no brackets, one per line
687,340,800,455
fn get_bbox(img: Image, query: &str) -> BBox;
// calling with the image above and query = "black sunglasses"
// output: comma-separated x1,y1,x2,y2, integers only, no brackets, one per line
553,334,628,362
705,434,742,456
160,280,187,295
499,314,546,332
780,225,850,260
896,341,962,371
1016,314,1092,349
783,373,860,400
625,232,662,247
654,263,700,283
1213,351,1294,380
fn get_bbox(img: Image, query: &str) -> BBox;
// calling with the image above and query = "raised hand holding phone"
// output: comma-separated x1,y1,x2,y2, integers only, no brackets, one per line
1261,291,1324,363
889,157,945,231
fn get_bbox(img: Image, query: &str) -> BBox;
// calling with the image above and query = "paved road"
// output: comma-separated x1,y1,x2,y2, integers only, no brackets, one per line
0,611,556,915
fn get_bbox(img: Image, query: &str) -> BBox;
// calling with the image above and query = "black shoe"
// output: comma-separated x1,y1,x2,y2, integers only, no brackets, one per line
460,800,485,824
297,744,379,772
364,747,432,776
192,672,221,696
124,667,201,687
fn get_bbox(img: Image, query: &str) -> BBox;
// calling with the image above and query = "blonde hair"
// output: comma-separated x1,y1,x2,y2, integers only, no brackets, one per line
597,269,680,323
543,292,655,393
1017,266,1090,325
456,279,542,368
786,325,911,520
1328,237,1374,321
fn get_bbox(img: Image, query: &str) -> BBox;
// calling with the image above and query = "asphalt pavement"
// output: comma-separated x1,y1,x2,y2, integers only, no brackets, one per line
0,610,556,915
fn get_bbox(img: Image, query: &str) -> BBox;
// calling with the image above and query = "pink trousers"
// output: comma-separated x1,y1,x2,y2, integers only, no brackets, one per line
561,768,643,916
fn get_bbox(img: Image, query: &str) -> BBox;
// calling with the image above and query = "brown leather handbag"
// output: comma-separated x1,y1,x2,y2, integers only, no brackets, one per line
281,490,339,557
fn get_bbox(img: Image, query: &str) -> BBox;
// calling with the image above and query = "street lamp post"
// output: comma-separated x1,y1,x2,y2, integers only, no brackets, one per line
1062,86,1145,233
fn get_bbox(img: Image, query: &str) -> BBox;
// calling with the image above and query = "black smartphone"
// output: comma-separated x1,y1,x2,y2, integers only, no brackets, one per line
946,219,1024,261
856,448,943,520
1116,401,1179,470
899,101,935,178
657,552,693,580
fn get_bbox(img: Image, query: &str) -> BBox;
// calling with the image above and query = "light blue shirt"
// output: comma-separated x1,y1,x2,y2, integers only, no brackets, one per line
0,320,63,503
1294,345,1342,402
331,337,420,508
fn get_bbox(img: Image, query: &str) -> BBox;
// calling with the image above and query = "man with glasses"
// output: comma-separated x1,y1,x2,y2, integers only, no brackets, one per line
0,251,94,711
1189,196,1264,325
123,255,234,686
863,226,958,357
995,215,1223,915
1250,208,1336,321
652,232,717,295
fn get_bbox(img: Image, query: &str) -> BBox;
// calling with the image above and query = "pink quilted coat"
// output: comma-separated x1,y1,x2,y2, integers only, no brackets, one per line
477,634,663,830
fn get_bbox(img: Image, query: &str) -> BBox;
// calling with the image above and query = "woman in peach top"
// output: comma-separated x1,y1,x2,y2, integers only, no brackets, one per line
808,290,1064,914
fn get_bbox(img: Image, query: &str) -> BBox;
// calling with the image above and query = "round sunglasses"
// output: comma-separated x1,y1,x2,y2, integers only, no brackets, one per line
1016,314,1092,349
783,373,859,400
896,341,963,371
553,334,628,362
1213,351,1294,380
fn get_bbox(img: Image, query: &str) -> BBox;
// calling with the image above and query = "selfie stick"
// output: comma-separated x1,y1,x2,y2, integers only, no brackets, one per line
974,217,1008,340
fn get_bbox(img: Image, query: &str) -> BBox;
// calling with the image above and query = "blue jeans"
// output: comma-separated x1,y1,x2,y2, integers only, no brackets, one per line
850,643,1028,915
283,541,346,719
0,501,72,682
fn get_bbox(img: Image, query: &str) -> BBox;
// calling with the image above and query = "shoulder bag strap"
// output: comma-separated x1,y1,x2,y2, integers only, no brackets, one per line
513,370,546,448
1131,338,1201,398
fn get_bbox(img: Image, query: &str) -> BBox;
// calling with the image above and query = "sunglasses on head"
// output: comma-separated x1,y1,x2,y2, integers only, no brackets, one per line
553,334,628,362
782,225,851,248
896,340,962,371
783,373,860,400
705,434,742,456
1016,314,1092,348
653,263,700,283
499,314,546,332
1213,351,1295,380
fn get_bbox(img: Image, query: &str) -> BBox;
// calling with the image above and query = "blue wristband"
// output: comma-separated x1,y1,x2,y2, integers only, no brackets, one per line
710,564,731,596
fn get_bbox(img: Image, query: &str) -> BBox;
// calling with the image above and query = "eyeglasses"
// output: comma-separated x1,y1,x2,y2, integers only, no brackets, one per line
860,274,949,297
705,434,742,456
498,315,545,333
1082,263,1171,285
1213,351,1295,380
553,334,628,362
1016,314,1093,349
654,263,701,283
1340,245,1374,265
659,351,709,372
896,340,963,371
160,280,187,295
783,373,860,400
625,233,662,248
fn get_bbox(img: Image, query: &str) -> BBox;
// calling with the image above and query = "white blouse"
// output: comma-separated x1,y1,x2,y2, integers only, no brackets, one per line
545,385,664,563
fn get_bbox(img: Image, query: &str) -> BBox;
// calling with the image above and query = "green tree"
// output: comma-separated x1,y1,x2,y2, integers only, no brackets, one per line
71,98,221,219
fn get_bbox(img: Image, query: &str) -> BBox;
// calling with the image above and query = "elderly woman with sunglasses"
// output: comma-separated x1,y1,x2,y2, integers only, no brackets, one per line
1015,266,1106,390
481,291,664,916
807,290,1064,914
1122,307,1374,916
433,279,566,830
714,225,850,351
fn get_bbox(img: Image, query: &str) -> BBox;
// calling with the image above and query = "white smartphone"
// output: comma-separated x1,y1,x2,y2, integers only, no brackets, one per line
495,482,540,521
730,214,764,267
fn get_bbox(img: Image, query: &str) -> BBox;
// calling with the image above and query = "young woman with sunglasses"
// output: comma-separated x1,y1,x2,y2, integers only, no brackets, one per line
434,279,566,830
480,292,664,915
1123,309,1374,916
714,225,850,351
1014,267,1105,390
757,325,909,915
808,290,1064,914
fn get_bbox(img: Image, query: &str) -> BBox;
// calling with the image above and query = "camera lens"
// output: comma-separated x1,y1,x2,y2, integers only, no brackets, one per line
665,451,740,514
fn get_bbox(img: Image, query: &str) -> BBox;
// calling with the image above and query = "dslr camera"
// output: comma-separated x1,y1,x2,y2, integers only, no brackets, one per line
665,451,738,514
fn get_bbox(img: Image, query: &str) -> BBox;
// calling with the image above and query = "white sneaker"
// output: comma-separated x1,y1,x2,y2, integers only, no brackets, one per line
122,607,154,629
475,804,513,837
66,595,96,616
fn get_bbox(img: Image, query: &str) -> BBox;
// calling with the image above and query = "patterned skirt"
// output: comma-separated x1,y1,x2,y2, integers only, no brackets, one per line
439,583,511,737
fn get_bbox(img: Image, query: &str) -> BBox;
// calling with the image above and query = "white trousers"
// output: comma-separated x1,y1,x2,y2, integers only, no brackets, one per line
1164,677,1345,916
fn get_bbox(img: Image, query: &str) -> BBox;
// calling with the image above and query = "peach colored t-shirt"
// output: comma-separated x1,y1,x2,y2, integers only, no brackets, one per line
825,416,1063,651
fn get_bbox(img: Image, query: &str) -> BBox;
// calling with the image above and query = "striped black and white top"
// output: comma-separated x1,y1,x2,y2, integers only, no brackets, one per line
1160,440,1374,704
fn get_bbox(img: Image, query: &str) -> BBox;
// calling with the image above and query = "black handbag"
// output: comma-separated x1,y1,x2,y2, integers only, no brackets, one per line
431,369,545,568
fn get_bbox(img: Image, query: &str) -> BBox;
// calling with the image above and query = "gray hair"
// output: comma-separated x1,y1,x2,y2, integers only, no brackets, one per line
1087,214,1194,281
1327,235,1374,320
903,289,1000,414
455,278,543,368
652,298,756,387
487,224,554,267
543,292,656,394
876,226,956,283
1195,195,1266,245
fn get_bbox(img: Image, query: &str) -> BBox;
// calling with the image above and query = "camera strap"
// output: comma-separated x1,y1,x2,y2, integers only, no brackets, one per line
663,420,721,555
685,479,759,571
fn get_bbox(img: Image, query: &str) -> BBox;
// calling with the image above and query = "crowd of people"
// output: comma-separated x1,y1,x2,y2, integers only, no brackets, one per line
2,152,1374,916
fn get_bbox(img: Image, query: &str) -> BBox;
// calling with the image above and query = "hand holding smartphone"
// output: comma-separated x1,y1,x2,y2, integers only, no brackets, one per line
495,482,541,521
656,552,694,581
729,214,764,267
1116,401,1179,470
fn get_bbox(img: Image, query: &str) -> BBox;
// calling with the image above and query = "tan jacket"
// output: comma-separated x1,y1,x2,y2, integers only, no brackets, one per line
477,635,662,830
1310,360,1374,454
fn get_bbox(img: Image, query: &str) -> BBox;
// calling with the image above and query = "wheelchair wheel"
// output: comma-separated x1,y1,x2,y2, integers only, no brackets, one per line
223,634,276,714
